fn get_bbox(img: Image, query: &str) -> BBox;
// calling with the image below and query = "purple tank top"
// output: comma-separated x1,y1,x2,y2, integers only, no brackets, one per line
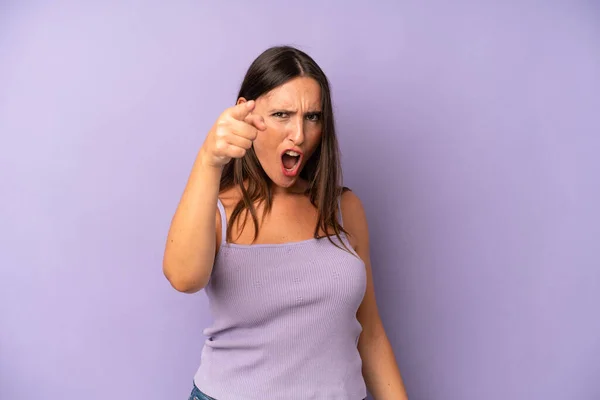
193,198,368,399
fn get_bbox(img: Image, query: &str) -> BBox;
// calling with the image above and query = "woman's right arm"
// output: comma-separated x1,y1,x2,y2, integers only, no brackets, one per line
162,153,223,293
162,100,265,293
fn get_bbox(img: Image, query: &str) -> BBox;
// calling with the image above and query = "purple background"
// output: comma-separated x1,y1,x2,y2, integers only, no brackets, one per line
1,2,599,399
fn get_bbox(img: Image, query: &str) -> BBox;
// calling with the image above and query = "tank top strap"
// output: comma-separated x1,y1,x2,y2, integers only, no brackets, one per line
337,194,344,227
216,198,228,245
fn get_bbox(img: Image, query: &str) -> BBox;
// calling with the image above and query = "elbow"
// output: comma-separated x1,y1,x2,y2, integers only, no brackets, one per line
168,276,204,294
162,261,208,294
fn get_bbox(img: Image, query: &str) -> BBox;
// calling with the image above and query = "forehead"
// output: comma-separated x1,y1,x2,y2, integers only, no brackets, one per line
261,77,321,109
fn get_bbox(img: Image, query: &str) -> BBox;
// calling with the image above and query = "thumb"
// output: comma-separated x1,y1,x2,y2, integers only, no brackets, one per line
229,100,255,121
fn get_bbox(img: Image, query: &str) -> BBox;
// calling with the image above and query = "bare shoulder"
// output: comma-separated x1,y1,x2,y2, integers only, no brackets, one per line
340,188,370,250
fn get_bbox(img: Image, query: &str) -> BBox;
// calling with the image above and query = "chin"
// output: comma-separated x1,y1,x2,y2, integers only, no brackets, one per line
271,175,298,189
266,166,303,190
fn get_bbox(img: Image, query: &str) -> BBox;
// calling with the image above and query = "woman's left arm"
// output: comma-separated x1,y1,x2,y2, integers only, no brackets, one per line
341,191,409,400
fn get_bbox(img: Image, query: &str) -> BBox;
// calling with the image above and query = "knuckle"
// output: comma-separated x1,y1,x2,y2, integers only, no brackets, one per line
215,126,229,139
214,139,227,152
216,118,229,129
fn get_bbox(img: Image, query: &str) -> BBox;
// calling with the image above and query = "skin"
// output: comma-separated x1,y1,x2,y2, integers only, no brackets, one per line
241,76,323,193
163,76,409,399
341,191,409,399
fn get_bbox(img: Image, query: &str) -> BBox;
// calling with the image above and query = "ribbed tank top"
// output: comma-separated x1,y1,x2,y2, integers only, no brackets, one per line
193,197,368,400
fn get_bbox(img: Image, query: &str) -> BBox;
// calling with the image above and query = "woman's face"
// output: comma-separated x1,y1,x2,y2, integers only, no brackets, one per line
240,77,323,190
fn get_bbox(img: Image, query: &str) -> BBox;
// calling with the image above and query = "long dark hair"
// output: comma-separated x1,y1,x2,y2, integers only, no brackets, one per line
220,45,349,250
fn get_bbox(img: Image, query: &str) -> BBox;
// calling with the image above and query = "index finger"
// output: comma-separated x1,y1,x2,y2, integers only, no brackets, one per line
228,100,256,121
244,113,267,131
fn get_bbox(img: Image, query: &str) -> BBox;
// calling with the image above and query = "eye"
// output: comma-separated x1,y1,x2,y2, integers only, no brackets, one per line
272,112,288,118
306,113,321,122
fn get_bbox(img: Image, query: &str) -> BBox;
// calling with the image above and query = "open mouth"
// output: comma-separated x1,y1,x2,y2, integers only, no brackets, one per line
281,150,302,176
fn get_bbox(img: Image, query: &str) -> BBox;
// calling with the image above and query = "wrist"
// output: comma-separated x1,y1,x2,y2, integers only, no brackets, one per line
197,148,223,170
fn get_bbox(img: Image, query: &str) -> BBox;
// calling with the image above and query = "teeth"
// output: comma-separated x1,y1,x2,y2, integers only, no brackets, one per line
285,150,300,156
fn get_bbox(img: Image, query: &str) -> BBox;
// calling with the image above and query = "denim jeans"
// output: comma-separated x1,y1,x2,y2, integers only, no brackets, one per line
188,383,217,400
188,382,366,399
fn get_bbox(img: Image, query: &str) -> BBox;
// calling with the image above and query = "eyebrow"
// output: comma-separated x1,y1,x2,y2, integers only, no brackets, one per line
268,108,322,114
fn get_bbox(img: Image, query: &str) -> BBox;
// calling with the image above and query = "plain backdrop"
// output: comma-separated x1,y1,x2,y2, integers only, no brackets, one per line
1,1,599,399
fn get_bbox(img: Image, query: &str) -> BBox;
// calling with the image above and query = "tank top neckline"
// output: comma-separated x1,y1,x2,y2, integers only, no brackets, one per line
220,232,349,249
216,196,348,251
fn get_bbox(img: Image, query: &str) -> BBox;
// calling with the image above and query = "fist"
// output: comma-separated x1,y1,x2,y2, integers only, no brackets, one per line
201,100,266,168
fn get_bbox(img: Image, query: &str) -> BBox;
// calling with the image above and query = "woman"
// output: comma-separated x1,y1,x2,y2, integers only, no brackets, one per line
163,46,408,400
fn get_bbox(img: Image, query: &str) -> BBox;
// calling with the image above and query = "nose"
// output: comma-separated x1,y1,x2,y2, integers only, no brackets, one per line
288,117,305,145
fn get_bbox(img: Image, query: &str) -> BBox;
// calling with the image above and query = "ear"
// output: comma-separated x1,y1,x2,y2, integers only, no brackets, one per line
236,97,247,106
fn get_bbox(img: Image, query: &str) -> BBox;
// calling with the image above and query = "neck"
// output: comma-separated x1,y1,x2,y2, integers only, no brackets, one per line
271,179,310,197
